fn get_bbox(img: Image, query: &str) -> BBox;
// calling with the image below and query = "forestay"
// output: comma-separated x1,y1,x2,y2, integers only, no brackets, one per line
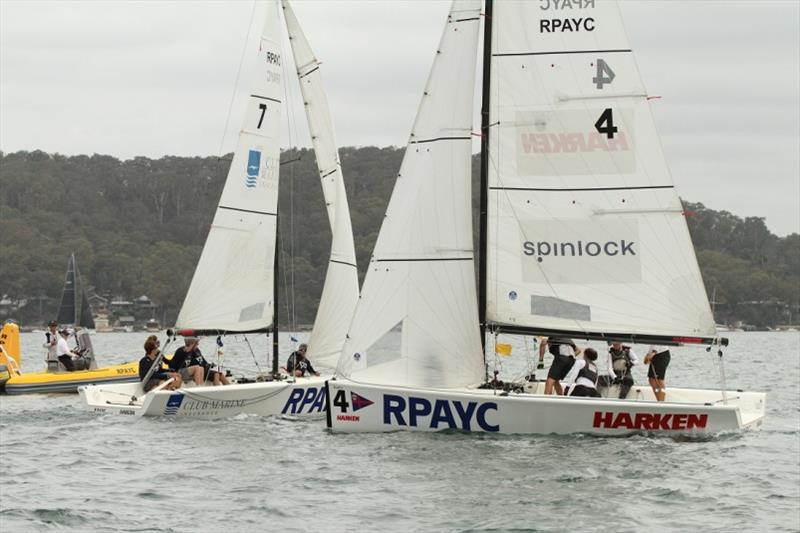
176,2,283,333
336,0,484,388
485,1,716,340
282,0,359,368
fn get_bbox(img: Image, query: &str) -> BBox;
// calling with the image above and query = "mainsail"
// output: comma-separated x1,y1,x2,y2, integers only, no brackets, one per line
176,2,284,333
483,1,716,343
57,253,95,329
282,0,359,368
337,0,484,388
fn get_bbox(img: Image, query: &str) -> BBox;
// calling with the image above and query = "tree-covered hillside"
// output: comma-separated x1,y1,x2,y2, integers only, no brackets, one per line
1,149,797,329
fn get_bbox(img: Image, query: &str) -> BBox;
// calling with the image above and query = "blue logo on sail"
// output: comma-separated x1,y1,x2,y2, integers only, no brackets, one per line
246,149,261,188
164,393,184,415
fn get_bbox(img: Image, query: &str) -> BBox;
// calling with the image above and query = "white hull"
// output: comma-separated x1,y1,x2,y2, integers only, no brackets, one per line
325,379,766,436
79,376,328,419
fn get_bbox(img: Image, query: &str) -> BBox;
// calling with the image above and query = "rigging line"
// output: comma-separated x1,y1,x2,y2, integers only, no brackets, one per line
217,0,258,159
242,334,262,374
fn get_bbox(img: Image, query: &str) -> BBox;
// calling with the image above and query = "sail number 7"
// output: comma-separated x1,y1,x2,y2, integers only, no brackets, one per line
595,108,618,139
257,103,267,129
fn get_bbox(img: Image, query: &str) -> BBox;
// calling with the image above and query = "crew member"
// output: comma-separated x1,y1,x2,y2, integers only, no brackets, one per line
562,347,601,397
607,341,639,399
139,338,182,392
168,337,207,386
543,337,580,395
644,345,671,401
285,344,319,377
55,328,80,371
43,320,59,368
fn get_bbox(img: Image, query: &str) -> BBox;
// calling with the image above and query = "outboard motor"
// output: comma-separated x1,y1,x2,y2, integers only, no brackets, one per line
74,329,98,370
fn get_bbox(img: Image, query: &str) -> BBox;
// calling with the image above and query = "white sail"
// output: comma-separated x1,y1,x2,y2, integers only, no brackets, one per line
336,0,484,388
485,1,716,340
282,0,359,368
176,2,283,332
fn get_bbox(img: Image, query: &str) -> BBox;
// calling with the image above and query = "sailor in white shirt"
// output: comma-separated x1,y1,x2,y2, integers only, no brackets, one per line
43,320,59,364
562,348,601,398
56,329,79,371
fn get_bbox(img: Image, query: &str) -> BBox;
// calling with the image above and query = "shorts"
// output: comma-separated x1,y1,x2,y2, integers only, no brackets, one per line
547,355,575,381
178,367,195,381
571,385,601,397
648,350,671,380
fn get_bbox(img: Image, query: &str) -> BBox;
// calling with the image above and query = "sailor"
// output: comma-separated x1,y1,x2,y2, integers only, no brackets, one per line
139,338,182,392
543,337,580,395
536,336,547,370
285,343,319,377
562,348,601,397
644,345,671,401
168,337,207,386
607,341,639,399
55,328,80,371
43,320,59,367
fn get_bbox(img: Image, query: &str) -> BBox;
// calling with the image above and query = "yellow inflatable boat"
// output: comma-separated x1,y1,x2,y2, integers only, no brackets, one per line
0,322,140,395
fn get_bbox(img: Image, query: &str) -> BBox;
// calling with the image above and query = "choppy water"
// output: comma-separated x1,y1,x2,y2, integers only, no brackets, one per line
1,331,798,532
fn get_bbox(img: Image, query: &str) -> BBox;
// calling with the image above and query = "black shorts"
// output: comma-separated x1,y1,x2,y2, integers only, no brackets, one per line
648,351,671,380
571,385,601,397
547,355,575,381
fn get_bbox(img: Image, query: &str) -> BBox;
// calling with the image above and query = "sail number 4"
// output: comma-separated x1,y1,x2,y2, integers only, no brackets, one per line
595,108,618,139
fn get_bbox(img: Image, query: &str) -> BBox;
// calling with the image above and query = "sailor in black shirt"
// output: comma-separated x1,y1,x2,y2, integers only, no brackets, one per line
285,344,319,377
168,337,207,386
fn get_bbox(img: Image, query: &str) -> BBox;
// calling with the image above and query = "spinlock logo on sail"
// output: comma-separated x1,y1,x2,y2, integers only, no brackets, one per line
523,239,636,263
384,395,499,432
281,386,327,415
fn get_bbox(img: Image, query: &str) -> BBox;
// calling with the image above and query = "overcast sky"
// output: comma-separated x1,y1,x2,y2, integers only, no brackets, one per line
1,0,798,236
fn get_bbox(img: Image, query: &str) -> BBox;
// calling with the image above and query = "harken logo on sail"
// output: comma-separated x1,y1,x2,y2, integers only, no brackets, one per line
246,149,261,188
515,109,635,176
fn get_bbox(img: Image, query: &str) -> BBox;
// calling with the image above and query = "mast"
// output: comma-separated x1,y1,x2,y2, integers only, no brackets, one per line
272,214,280,377
478,0,493,353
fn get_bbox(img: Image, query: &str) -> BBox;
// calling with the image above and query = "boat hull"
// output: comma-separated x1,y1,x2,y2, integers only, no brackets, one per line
4,361,140,394
325,379,766,436
80,376,328,419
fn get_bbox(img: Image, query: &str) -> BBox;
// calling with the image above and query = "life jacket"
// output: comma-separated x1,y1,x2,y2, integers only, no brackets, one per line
609,347,632,373
578,362,599,387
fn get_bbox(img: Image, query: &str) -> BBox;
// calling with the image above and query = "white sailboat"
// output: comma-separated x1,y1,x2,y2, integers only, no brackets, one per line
325,0,766,435
80,0,358,418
